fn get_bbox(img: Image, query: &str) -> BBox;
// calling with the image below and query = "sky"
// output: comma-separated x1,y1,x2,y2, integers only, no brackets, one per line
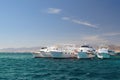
0,0,120,48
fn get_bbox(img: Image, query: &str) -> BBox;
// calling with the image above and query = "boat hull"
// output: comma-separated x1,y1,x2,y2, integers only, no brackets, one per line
77,52,95,59
32,52,52,58
96,53,110,59
51,51,77,59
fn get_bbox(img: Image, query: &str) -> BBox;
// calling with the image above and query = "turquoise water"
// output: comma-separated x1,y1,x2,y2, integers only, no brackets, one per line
0,53,120,80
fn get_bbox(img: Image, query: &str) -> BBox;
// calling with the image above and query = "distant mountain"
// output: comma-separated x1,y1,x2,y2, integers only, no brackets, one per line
0,45,120,53
108,45,120,52
0,47,41,52
93,45,120,52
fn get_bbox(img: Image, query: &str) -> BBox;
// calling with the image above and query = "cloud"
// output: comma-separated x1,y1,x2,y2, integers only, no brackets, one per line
62,17,98,28
47,8,61,14
72,19,98,28
81,32,120,46
46,8,98,28
61,17,70,20
103,32,120,36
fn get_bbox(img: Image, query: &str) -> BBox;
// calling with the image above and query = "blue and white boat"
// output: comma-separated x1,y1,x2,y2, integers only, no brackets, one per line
108,50,115,56
77,45,95,59
96,47,110,59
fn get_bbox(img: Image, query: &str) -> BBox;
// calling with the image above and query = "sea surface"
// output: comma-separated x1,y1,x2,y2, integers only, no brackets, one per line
0,53,120,80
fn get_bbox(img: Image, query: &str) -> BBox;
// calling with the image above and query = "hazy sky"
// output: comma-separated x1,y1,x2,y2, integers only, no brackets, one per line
0,0,120,48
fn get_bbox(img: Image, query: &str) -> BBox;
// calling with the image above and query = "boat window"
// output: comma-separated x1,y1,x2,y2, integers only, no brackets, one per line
81,45,89,48
41,47,47,49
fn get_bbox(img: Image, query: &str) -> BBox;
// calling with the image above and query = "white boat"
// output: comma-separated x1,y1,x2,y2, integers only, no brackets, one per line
33,47,52,58
33,45,76,58
77,45,95,59
108,50,115,56
50,45,78,59
96,46,110,59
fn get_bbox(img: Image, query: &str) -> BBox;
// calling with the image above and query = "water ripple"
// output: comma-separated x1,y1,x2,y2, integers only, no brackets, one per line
0,53,120,80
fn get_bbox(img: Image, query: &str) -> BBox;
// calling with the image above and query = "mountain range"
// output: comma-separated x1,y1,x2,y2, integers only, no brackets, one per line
0,45,120,53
